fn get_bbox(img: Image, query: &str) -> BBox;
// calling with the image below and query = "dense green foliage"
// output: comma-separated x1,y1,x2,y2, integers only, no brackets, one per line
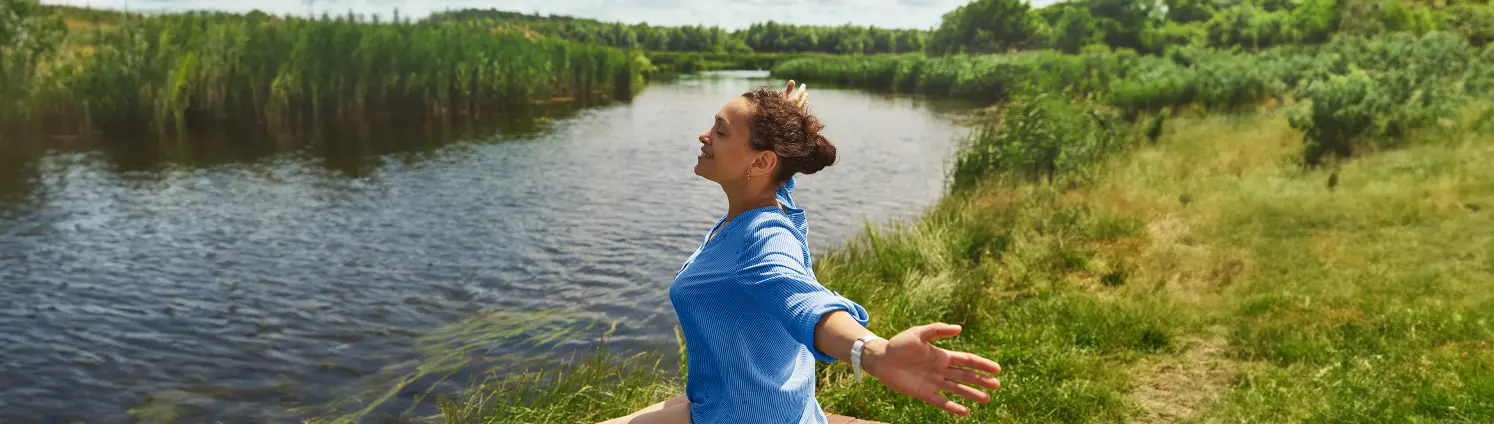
927,0,1494,55
927,0,1044,54
771,49,1164,104
3,5,647,136
426,9,928,54
1284,31,1472,164
777,30,1486,166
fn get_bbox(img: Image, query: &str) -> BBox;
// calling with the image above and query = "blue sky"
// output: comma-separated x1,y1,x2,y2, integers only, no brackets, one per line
43,0,1060,30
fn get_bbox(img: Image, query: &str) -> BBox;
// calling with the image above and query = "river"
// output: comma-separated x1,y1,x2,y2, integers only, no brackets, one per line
0,71,973,423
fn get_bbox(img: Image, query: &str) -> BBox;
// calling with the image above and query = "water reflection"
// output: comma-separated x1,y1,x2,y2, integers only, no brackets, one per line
0,71,974,423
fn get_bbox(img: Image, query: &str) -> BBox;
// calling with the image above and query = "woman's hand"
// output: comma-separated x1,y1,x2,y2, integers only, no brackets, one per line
783,80,809,112
862,323,1002,417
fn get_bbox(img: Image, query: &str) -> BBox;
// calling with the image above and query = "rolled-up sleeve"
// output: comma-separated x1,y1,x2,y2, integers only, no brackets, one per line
738,225,870,362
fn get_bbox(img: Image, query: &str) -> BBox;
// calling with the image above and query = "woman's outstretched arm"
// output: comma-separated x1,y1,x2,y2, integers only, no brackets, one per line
813,311,1002,416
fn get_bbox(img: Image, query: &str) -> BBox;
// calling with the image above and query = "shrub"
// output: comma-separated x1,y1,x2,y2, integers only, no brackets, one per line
1107,59,1193,113
1143,108,1169,142
1439,5,1494,47
1339,0,1424,37
1206,6,1296,50
1290,68,1461,166
953,95,1132,189
1289,0,1343,44
1468,44,1494,96
1190,54,1278,110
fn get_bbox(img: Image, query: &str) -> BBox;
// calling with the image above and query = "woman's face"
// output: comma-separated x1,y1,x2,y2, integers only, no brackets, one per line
695,96,763,183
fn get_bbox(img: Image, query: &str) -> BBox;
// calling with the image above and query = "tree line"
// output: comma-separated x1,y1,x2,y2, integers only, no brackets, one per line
925,0,1494,55
425,8,929,54
416,1,1494,57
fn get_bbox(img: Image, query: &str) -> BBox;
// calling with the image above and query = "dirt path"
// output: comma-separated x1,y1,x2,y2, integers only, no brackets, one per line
1129,328,1239,423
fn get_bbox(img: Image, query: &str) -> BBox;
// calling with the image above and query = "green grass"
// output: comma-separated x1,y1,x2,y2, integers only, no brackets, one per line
354,103,1492,423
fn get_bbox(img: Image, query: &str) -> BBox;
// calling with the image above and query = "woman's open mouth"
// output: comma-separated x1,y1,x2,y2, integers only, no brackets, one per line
699,147,713,159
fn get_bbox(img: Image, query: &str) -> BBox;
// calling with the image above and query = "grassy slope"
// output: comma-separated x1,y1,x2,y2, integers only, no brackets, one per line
818,104,1494,423
421,104,1492,423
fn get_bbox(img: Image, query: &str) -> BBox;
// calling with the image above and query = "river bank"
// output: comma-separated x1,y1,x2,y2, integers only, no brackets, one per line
384,31,1494,424
385,100,1493,424
0,70,976,423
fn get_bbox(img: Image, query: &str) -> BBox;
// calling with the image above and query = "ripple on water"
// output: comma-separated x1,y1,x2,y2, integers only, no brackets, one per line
0,72,973,423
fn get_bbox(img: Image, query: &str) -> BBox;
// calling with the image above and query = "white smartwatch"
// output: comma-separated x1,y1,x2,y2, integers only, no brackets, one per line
851,334,884,383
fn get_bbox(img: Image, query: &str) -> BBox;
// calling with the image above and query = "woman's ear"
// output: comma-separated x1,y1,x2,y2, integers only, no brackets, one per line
752,150,778,179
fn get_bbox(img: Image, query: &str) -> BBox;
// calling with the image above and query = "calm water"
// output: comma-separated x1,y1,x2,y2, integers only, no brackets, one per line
0,71,973,423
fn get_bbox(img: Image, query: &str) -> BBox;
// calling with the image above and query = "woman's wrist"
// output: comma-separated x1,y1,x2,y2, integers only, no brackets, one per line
859,338,890,379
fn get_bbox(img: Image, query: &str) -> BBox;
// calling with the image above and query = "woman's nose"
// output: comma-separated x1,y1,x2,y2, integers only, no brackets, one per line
698,132,709,144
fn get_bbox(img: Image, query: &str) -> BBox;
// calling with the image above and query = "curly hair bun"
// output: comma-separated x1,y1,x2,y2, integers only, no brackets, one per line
741,86,839,182
799,132,836,175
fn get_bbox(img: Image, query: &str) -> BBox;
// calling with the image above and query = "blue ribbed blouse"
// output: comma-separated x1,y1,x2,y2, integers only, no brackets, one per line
668,177,871,424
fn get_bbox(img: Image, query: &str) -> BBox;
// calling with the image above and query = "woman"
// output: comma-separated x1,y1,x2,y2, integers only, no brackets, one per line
602,82,1002,424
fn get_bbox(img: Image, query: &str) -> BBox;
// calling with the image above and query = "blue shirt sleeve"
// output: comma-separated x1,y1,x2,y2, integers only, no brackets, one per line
737,223,870,363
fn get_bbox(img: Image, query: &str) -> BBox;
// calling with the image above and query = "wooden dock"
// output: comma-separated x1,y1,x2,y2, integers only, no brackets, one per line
826,413,886,424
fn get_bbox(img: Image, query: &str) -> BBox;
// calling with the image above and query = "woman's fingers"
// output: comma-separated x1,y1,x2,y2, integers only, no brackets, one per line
911,322,962,343
947,367,1001,391
921,391,970,416
783,80,810,112
949,350,1002,375
937,379,991,404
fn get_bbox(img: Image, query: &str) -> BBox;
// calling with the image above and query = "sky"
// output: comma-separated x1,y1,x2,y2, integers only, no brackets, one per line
43,0,1059,30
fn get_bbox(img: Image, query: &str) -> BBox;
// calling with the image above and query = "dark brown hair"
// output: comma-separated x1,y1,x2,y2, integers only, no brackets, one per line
741,86,837,183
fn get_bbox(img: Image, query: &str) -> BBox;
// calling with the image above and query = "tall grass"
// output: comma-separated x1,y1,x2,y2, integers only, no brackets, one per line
5,6,648,137
1,0,66,128
399,102,1494,424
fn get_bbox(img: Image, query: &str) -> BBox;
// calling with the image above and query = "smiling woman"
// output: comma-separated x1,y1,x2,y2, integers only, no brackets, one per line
599,81,1002,424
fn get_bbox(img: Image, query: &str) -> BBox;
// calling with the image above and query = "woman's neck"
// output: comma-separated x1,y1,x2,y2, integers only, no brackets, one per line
722,183,781,222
